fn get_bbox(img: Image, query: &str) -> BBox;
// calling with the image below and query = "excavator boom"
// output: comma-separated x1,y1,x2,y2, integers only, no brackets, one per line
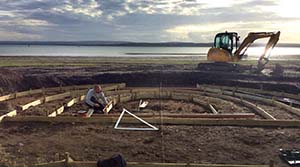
234,32,280,59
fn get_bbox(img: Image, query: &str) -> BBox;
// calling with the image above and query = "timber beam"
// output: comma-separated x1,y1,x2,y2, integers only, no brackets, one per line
3,116,300,128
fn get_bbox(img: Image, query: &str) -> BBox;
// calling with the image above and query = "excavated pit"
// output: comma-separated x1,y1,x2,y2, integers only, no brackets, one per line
0,62,300,167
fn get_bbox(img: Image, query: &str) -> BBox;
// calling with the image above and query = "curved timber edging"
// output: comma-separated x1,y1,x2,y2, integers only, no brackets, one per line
0,83,126,121
197,84,300,101
2,85,299,123
0,110,16,122
33,161,271,167
108,89,276,120
49,88,282,120
3,116,300,128
0,83,126,102
196,85,300,117
17,83,126,111
32,152,275,167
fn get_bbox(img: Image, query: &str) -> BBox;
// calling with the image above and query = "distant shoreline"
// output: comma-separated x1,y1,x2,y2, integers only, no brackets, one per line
0,41,299,47
0,41,210,47
125,52,207,55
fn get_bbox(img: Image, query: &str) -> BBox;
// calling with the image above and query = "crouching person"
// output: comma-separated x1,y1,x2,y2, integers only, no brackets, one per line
85,84,108,113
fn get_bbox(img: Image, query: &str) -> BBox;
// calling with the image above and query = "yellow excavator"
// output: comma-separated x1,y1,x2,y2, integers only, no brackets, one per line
207,31,280,72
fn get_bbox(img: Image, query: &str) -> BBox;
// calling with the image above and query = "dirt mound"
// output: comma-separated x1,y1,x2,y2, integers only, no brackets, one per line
0,68,24,94
0,102,13,115
1,63,300,94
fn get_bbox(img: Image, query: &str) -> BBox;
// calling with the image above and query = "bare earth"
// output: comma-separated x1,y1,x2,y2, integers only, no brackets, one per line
0,122,299,167
0,56,300,166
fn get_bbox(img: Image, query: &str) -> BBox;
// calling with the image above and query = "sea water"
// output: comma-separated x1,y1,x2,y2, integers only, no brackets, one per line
0,45,300,60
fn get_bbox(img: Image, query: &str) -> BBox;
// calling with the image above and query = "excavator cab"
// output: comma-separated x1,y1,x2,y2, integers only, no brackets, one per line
214,32,239,54
208,32,241,62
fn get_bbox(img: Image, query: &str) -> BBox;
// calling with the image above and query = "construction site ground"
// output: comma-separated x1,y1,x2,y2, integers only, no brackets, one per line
0,56,300,167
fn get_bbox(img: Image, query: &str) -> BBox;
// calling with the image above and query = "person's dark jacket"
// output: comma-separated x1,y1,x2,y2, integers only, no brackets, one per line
97,154,126,167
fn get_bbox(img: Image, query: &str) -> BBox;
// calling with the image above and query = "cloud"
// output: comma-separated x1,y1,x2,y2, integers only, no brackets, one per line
0,28,42,40
54,0,102,18
0,18,53,26
0,0,299,42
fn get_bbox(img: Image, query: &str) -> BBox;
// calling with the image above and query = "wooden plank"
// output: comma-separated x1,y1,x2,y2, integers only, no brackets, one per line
182,88,274,119
127,162,269,167
0,93,15,102
206,92,275,120
131,88,160,93
196,86,296,119
171,92,190,101
135,91,158,99
0,110,17,122
105,90,271,120
103,101,113,114
66,97,80,107
243,101,276,120
33,160,65,167
197,84,300,101
120,95,132,103
72,83,126,101
16,89,43,97
192,97,209,107
66,99,75,107
0,83,125,105
209,104,218,114
116,90,264,120
45,92,71,102
78,95,85,101
19,99,43,111
45,84,91,92
73,97,81,103
34,161,269,167
56,106,65,115
64,113,255,119
95,89,278,120
102,83,126,91
273,100,300,117
106,89,131,96
48,106,65,117
48,112,57,117
3,116,300,127
46,83,125,92
112,96,119,105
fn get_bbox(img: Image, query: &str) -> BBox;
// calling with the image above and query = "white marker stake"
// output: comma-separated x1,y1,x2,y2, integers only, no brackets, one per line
114,108,159,131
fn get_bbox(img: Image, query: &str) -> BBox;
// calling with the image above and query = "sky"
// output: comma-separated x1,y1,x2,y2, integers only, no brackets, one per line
0,0,300,43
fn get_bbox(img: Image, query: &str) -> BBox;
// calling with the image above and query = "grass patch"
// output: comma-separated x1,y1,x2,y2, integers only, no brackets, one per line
0,56,299,67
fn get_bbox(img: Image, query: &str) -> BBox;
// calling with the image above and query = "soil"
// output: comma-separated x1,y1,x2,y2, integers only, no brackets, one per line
0,58,299,94
0,122,299,167
18,97,73,116
62,99,208,116
257,103,300,120
63,99,251,116
0,57,300,166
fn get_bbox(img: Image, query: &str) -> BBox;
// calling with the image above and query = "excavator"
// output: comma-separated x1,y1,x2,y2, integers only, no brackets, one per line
205,31,280,73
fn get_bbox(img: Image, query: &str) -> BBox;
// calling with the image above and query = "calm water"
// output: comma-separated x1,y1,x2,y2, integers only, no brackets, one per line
0,45,300,60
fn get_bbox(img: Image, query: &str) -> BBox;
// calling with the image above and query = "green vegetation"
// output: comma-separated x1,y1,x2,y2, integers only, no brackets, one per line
0,56,299,67
0,56,202,67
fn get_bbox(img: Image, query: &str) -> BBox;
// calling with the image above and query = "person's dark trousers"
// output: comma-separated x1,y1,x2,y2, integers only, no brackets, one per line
85,96,105,113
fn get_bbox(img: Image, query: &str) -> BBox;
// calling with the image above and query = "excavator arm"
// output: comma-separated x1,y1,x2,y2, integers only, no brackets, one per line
234,31,280,72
